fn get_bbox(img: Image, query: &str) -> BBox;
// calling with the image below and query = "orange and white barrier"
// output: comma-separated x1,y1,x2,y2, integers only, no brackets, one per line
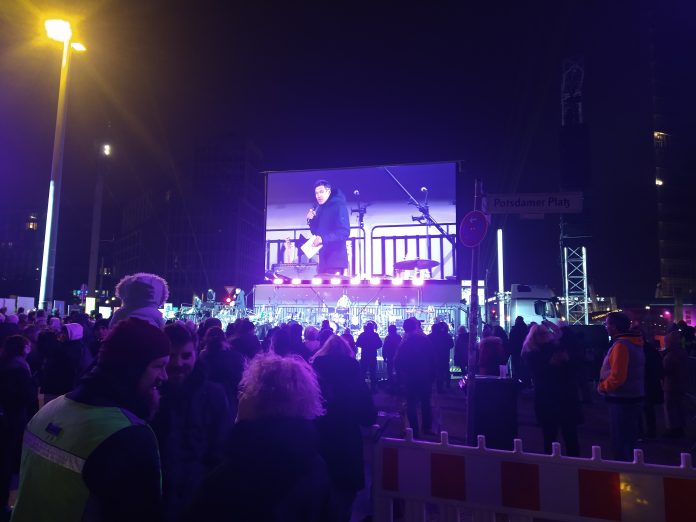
373,432,696,522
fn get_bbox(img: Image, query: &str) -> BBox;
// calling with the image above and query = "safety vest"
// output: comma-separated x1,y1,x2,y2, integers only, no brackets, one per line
11,395,152,521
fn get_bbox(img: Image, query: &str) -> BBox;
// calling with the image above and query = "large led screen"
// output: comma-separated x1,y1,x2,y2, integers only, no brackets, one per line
265,162,458,279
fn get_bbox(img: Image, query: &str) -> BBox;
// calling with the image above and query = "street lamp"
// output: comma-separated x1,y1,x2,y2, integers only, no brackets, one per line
87,142,112,297
38,19,86,309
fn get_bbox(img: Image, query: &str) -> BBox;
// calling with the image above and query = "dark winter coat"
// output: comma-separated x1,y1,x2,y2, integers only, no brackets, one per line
231,332,261,360
308,188,350,271
643,341,664,404
185,418,332,522
663,344,689,396
509,323,528,358
39,338,83,396
395,331,434,391
0,357,37,473
151,366,232,521
312,354,376,492
428,330,454,372
382,333,402,362
356,331,382,361
454,331,469,369
524,342,582,426
198,348,245,411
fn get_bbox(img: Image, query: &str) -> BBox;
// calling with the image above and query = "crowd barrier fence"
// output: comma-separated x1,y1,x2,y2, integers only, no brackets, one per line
373,431,696,522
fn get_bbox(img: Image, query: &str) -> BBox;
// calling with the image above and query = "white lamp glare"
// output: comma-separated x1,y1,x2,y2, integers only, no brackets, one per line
45,19,72,43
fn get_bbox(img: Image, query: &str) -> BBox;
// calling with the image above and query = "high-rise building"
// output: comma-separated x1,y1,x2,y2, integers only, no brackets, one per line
112,137,264,305
649,6,696,305
0,210,43,298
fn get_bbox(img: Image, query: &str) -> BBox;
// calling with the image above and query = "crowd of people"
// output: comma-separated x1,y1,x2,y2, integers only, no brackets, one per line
0,271,456,522
0,273,695,520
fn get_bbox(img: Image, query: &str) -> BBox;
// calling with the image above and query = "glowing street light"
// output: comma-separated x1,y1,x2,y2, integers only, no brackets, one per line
38,19,86,309
44,19,72,42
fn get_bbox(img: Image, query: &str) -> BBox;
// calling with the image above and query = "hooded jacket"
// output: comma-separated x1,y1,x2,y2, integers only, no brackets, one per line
308,188,350,271
110,273,169,329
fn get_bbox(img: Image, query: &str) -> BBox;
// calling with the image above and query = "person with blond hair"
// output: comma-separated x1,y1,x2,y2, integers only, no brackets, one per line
303,325,320,354
522,321,581,457
186,354,331,521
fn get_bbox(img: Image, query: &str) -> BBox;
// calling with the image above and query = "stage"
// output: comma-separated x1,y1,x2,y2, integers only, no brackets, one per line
250,278,464,336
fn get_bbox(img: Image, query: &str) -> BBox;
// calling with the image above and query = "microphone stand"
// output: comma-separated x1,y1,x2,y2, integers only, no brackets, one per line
383,167,456,248
351,193,368,277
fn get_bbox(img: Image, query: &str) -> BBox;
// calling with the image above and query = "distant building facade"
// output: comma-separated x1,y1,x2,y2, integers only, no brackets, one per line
112,137,264,305
0,211,43,298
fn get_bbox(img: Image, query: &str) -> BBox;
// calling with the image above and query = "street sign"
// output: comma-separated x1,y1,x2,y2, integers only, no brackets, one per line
485,192,583,214
224,286,235,295
459,210,488,247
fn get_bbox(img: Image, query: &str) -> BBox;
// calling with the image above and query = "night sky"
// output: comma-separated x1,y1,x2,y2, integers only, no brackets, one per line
1,0,695,303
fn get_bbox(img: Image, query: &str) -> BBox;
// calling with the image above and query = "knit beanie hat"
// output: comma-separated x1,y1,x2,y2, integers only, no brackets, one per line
63,322,84,341
49,317,62,332
98,318,171,375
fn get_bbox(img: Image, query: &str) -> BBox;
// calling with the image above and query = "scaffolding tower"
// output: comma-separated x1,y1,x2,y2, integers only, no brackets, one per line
563,246,589,325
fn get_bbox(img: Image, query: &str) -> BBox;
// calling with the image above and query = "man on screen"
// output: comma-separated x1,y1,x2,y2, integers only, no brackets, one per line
306,180,350,275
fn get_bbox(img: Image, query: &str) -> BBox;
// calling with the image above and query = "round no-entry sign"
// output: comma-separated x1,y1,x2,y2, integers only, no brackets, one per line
459,210,488,247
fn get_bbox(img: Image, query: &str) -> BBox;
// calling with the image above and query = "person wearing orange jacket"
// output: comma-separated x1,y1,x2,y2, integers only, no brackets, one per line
598,312,645,461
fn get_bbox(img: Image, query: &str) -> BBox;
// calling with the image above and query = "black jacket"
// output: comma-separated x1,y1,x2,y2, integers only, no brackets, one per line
0,357,37,473
186,418,332,522
151,366,232,521
308,188,350,271
39,338,82,396
198,348,245,413
524,342,582,425
313,354,376,492
356,331,382,361
395,331,434,390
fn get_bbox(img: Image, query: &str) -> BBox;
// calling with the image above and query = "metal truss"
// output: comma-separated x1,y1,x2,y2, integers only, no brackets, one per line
563,246,589,325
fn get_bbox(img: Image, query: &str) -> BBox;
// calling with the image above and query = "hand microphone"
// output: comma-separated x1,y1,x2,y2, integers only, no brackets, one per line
307,202,318,225
353,189,360,197
421,187,428,193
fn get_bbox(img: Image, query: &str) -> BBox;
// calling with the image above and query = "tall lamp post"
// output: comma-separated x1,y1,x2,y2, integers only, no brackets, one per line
87,143,111,298
38,20,86,310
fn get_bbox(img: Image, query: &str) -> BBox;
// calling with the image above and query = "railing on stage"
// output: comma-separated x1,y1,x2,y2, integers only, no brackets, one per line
370,223,457,280
251,303,460,337
265,223,457,278
373,431,696,522
265,226,366,276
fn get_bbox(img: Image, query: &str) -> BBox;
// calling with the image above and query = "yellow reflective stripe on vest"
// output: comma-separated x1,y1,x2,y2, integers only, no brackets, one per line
23,429,86,474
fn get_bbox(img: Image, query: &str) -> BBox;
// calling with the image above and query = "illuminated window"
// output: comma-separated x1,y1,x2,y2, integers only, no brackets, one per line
26,221,38,230
653,131,669,148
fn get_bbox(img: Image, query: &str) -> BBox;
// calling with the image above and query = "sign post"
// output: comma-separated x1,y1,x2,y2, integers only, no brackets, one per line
485,192,583,214
460,179,486,446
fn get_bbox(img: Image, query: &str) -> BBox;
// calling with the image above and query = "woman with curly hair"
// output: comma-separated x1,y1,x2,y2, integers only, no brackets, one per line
187,354,331,521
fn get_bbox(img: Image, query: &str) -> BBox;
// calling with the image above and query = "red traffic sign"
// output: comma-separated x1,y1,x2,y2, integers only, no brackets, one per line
224,286,235,295
459,210,488,247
